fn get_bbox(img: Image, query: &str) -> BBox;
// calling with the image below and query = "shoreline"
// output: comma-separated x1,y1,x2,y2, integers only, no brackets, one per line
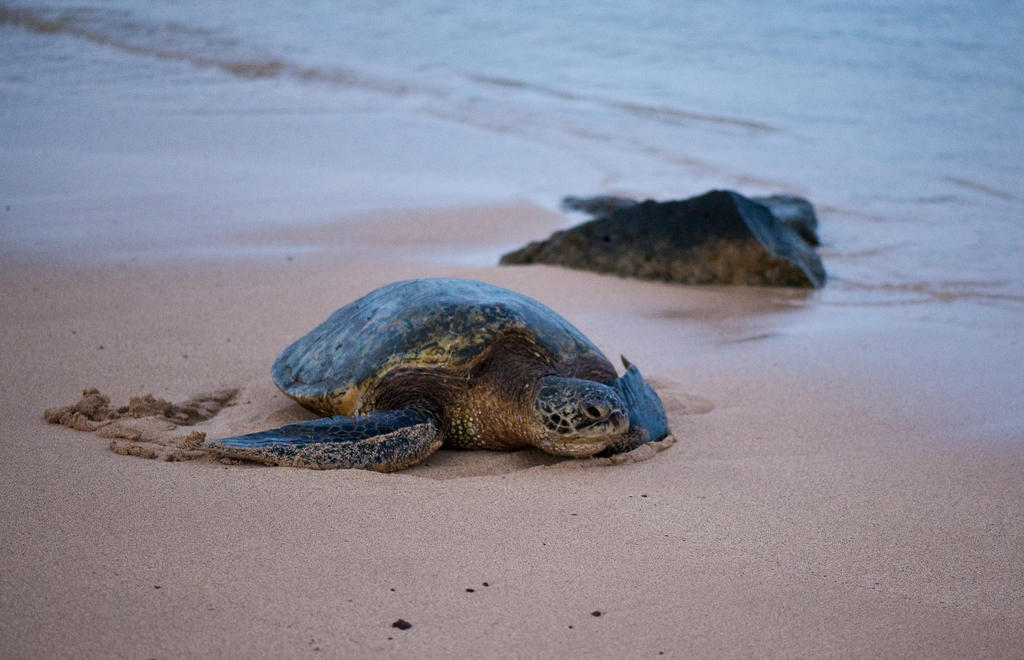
2,202,1022,657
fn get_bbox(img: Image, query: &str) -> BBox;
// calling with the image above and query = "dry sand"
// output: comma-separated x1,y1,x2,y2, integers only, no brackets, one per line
2,204,1022,658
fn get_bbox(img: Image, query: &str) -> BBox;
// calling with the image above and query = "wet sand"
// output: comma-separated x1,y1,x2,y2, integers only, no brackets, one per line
1,204,1022,658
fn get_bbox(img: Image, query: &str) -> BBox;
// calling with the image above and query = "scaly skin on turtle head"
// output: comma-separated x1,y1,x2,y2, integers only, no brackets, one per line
530,377,630,457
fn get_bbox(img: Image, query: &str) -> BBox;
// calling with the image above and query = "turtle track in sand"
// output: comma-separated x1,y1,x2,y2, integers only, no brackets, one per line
44,388,239,463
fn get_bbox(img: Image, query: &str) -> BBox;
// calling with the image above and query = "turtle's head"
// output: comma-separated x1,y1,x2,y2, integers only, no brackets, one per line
530,377,630,457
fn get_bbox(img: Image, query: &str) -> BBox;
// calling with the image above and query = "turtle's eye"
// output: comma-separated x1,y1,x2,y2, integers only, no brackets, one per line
582,402,607,420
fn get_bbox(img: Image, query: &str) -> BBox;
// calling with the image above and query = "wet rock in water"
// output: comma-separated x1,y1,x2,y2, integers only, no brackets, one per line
561,195,640,217
561,192,820,246
750,194,820,246
500,190,825,288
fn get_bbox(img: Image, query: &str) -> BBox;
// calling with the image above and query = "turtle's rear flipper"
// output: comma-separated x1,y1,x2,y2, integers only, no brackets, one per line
204,410,443,471
612,357,670,449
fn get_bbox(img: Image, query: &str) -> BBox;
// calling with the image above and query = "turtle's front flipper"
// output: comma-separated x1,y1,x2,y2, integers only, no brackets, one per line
606,357,670,454
204,410,442,471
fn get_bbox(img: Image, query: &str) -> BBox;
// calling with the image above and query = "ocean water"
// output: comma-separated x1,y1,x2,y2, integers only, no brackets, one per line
2,0,1022,305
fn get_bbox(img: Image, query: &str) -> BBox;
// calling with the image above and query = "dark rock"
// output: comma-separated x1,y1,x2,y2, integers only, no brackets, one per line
561,195,640,217
751,194,820,246
560,191,820,246
500,190,825,288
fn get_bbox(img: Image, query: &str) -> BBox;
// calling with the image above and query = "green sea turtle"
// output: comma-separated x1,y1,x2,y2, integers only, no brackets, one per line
206,278,670,471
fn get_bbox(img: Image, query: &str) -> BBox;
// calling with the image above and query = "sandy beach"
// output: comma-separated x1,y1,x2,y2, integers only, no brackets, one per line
2,202,1022,658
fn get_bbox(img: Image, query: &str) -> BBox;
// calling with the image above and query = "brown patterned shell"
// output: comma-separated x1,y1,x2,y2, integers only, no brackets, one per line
271,278,612,416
